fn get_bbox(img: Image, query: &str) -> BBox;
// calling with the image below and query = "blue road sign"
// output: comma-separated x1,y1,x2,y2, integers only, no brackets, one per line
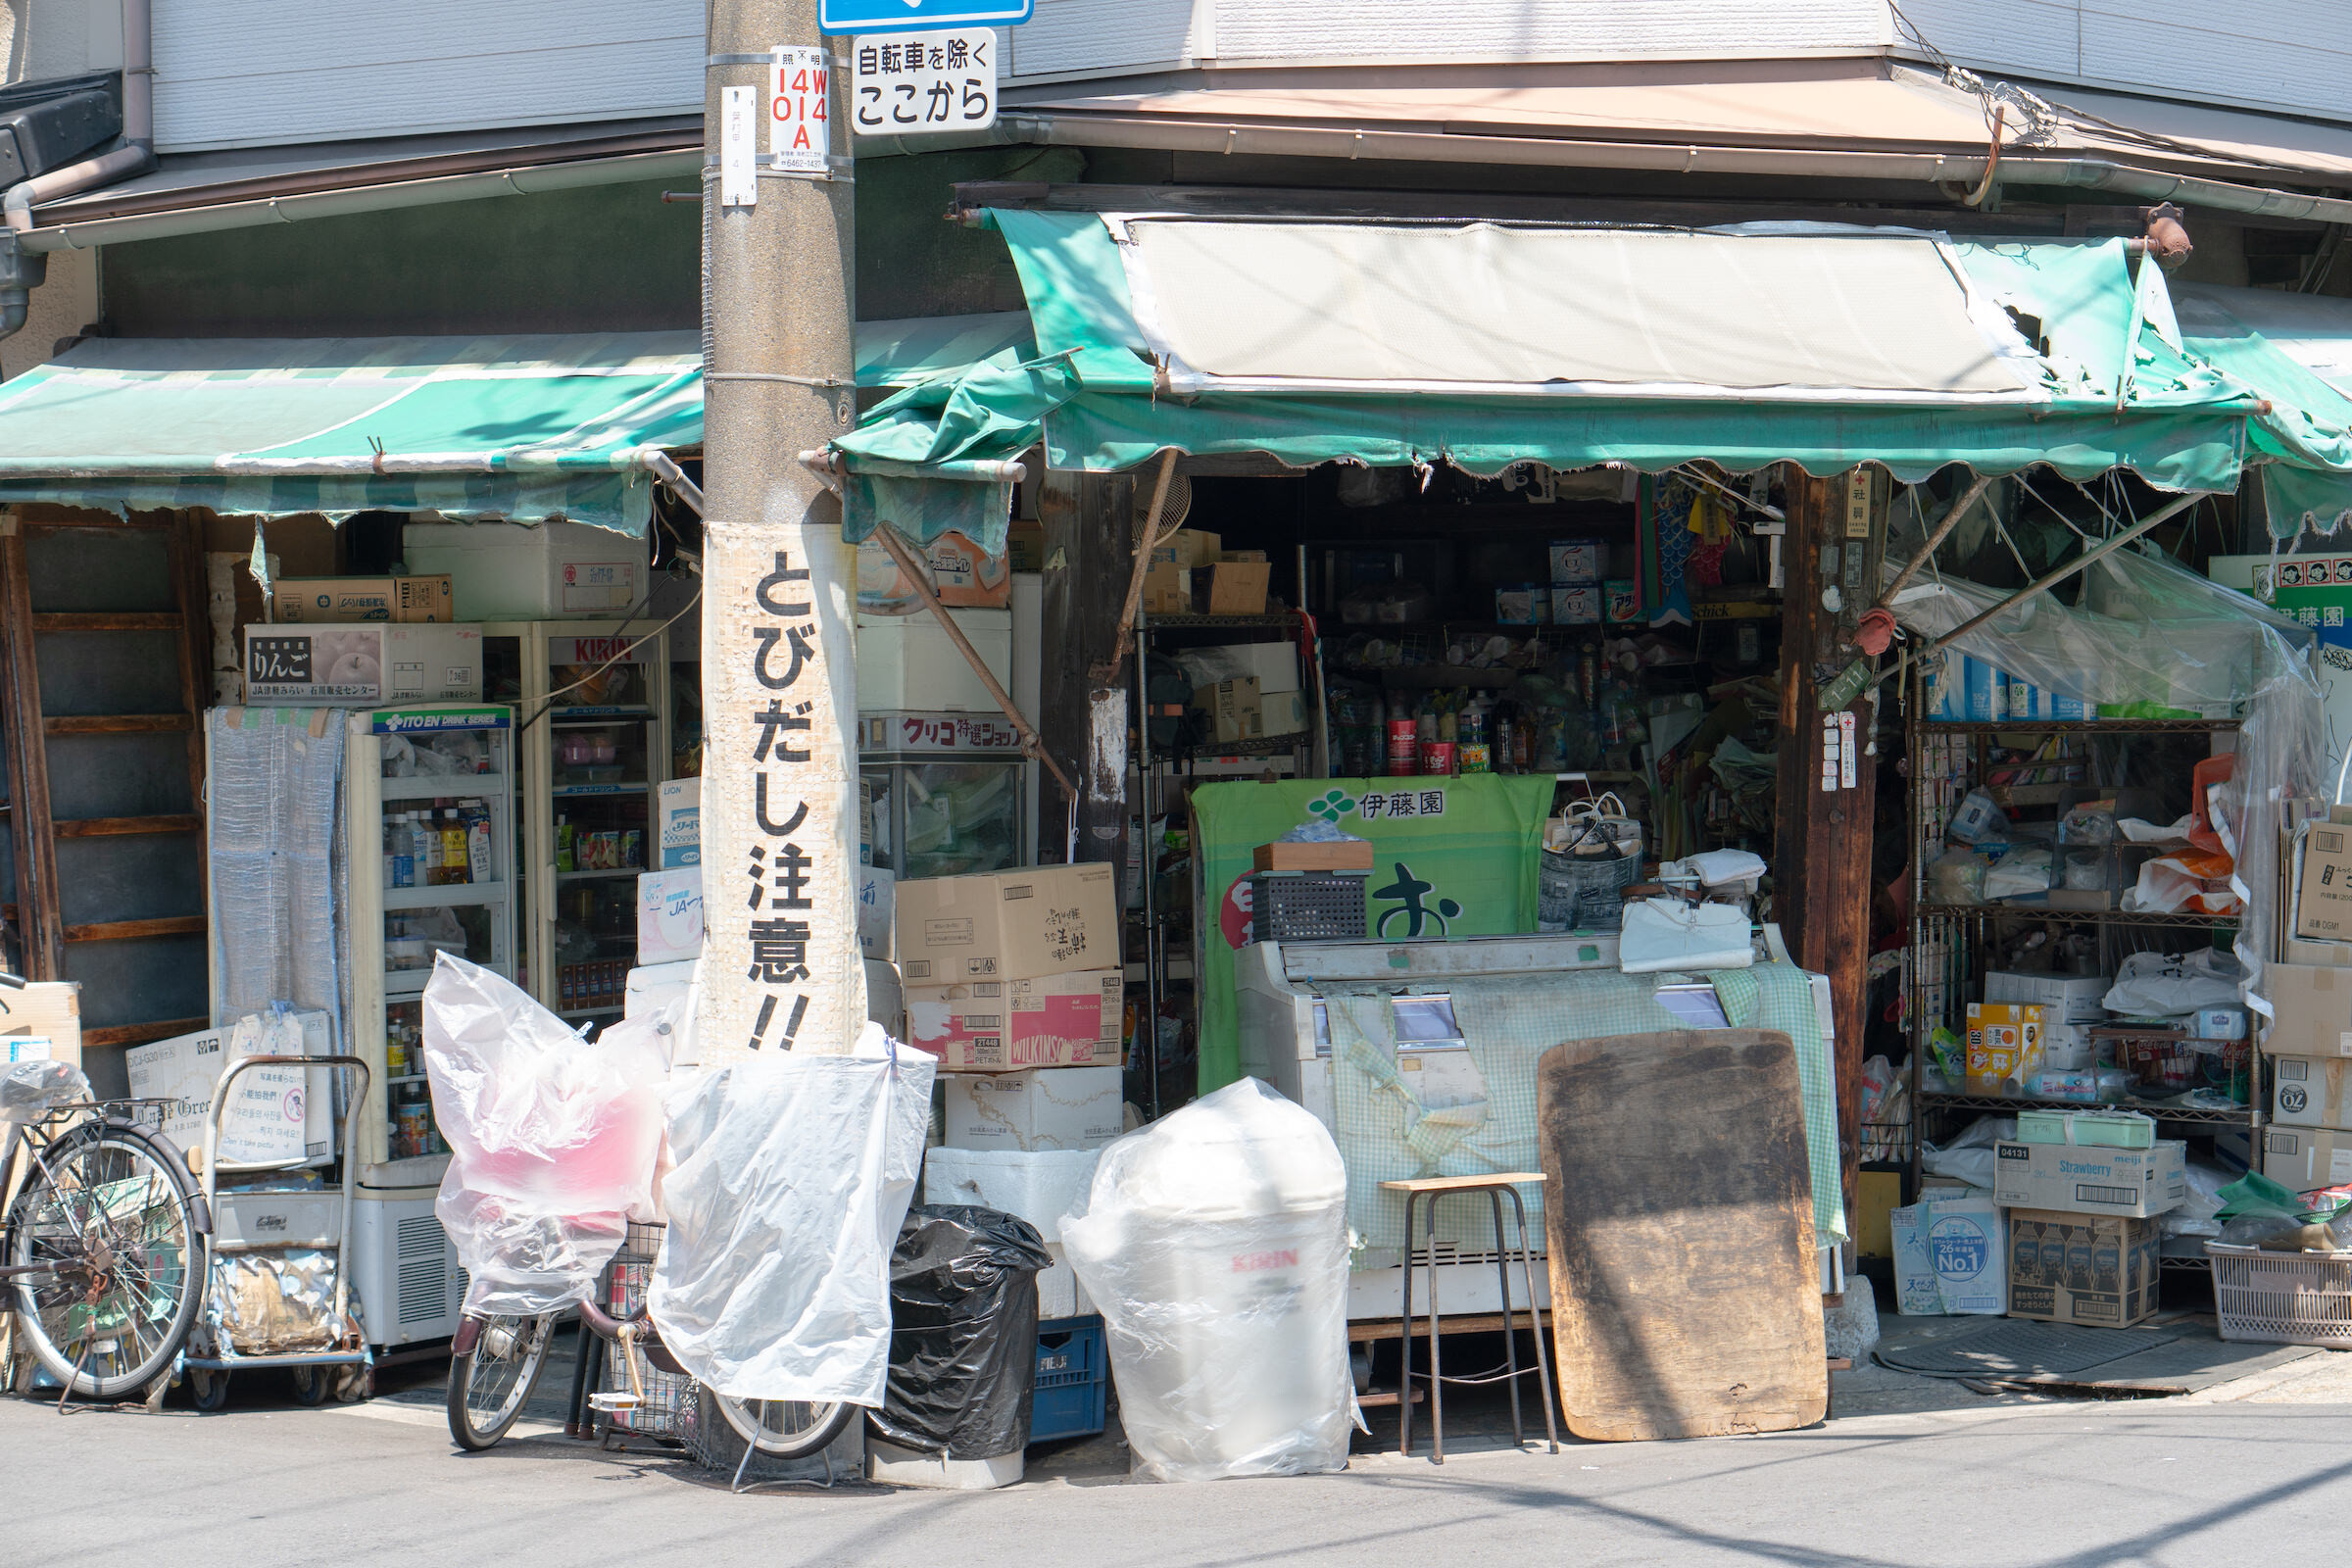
819,0,1032,34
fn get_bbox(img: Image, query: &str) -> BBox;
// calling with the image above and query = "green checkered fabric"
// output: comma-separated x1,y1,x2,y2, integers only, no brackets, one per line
1324,962,1845,1268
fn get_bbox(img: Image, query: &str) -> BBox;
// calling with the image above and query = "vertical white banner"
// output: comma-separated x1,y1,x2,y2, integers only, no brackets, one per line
700,514,865,1060
719,85,759,207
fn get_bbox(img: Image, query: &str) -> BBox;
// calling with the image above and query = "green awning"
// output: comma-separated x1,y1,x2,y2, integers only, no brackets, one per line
2173,284,2352,541
832,215,2259,543
0,316,1037,535
0,332,704,534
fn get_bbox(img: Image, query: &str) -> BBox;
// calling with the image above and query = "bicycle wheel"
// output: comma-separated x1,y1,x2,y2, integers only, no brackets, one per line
6,1121,203,1400
447,1314,556,1450
713,1392,856,1460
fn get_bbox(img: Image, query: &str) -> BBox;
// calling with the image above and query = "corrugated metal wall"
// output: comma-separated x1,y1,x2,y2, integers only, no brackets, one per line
152,0,702,153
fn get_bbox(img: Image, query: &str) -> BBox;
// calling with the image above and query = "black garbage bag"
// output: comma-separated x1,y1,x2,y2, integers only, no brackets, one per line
870,1204,1054,1457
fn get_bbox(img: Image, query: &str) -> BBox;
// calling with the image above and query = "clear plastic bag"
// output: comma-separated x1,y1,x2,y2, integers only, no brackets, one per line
422,953,667,1316
1,1059,86,1123
648,1026,934,1407
2103,950,2244,1018
1060,1079,1356,1483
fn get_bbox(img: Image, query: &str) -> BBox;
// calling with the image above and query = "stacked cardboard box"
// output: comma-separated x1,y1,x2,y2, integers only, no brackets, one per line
2264,818,2352,1188
897,862,1123,1071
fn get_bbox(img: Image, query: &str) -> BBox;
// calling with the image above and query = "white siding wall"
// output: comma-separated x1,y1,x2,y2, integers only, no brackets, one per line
1896,0,2352,125
151,0,703,153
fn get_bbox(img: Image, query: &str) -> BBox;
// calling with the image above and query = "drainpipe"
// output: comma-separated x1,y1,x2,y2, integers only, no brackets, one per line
0,0,154,335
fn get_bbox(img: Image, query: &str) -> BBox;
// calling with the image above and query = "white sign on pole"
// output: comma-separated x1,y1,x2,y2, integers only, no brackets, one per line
768,44,832,174
720,84,760,207
850,30,998,137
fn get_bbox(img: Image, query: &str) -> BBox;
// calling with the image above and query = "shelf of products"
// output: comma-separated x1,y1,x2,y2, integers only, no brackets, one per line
1906,675,2257,1257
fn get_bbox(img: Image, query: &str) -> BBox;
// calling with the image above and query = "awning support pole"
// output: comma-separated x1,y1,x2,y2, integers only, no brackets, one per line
1094,448,1179,685
871,519,1079,804
1919,490,2200,655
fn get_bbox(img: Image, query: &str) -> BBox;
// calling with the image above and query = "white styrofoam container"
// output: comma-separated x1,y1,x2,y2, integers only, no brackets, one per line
402,520,645,620
921,1146,1101,1242
856,609,1012,712
944,1066,1123,1152
1035,1241,1096,1320
867,1437,1022,1490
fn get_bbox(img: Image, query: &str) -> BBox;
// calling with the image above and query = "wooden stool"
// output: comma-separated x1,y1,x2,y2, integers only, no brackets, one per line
1382,1173,1559,1463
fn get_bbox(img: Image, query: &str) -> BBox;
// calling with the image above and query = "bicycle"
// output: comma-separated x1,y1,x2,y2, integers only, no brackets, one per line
447,1289,854,1460
1,1012,210,1403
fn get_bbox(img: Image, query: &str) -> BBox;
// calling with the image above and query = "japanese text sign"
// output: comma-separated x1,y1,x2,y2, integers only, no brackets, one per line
852,30,997,136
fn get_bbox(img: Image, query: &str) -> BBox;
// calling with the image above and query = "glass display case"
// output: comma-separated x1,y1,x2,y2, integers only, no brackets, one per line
858,711,1030,881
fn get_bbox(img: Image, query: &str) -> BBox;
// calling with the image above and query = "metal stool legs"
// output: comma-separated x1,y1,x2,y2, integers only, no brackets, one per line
1396,1181,1558,1461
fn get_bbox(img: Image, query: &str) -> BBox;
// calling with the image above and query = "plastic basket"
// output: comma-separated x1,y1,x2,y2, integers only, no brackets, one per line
2206,1242,2352,1348
1538,845,1640,930
1250,872,1367,944
1029,1315,1107,1443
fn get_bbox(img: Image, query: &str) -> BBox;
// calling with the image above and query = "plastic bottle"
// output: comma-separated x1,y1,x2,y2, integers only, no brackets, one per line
442,809,467,885
422,808,446,884
1386,692,1418,776
463,800,493,885
382,818,399,891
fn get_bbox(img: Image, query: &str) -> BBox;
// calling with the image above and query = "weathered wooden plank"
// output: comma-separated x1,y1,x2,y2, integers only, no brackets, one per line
52,814,202,838
63,914,206,944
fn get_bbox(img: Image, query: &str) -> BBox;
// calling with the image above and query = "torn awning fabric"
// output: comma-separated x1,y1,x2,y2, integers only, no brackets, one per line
825,212,2261,540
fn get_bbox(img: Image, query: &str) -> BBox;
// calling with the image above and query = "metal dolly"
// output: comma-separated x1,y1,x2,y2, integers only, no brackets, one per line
1383,1173,1559,1463
183,1053,372,1407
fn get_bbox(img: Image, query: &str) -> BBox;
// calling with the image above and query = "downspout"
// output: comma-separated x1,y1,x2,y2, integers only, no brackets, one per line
0,0,155,336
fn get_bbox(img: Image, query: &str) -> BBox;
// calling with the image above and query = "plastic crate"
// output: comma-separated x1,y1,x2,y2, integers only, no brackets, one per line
1250,871,1368,944
1029,1314,1106,1443
2206,1242,2352,1347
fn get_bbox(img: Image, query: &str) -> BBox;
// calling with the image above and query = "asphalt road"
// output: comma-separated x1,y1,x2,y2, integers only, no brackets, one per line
11,1380,2352,1568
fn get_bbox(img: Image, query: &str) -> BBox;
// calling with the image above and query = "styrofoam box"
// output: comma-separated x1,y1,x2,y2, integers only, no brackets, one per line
1035,1242,1095,1320
921,1146,1101,1241
945,1066,1122,1152
402,520,644,620
856,610,1011,712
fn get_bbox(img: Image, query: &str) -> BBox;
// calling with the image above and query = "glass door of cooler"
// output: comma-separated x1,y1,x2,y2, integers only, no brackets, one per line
488,622,671,1033
857,712,1031,881
344,706,515,1190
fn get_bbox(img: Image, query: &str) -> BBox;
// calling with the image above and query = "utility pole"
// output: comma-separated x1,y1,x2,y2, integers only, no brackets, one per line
699,0,866,1062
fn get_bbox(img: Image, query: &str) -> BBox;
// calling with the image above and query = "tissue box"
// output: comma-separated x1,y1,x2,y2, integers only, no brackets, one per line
1984,971,2111,1026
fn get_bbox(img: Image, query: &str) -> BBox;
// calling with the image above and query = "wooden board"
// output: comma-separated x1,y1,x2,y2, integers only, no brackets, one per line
1537,1029,1827,1442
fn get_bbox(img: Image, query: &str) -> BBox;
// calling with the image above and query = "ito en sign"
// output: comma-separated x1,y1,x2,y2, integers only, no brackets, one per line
769,44,831,174
851,30,997,136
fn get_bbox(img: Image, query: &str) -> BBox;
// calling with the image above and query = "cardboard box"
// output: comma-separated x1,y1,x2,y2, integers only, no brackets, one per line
2301,823,2352,940
1205,561,1270,615
905,970,1123,1070
857,528,1011,610
1855,1168,1903,1259
1495,585,1548,624
0,980,79,1069
125,1019,323,1169
1148,529,1222,569
2005,1209,2161,1328
1984,970,2112,1026
1264,688,1310,738
942,1065,1124,1152
856,608,1012,712
635,868,706,967
1142,562,1192,614
243,623,482,705
1192,675,1263,744
1965,1002,2044,1094
2272,1055,2352,1128
402,519,643,620
656,778,701,869
1255,838,1376,873
1890,1192,2006,1314
858,864,895,960
1551,585,1601,625
270,574,453,623
1991,1139,2186,1217
1184,642,1299,696
895,862,1120,983
2264,1126,2352,1189
2259,962,2352,1058
1548,539,1604,585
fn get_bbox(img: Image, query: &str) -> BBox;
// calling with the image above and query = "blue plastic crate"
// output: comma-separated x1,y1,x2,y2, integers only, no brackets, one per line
1029,1314,1106,1443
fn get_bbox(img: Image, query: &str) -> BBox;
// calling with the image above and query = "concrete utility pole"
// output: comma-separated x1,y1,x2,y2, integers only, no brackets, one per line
699,0,866,1062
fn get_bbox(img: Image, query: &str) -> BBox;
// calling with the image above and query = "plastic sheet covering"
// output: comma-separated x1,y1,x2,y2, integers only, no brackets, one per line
206,1248,338,1354
649,1025,934,1406
1,1059,86,1122
1886,534,2324,1016
206,708,347,1032
1060,1079,1356,1483
422,954,666,1316
870,1205,1052,1458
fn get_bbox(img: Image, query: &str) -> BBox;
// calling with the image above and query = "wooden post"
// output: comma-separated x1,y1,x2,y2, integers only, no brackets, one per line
1039,469,1136,867
0,527,61,980
1771,466,1886,1223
